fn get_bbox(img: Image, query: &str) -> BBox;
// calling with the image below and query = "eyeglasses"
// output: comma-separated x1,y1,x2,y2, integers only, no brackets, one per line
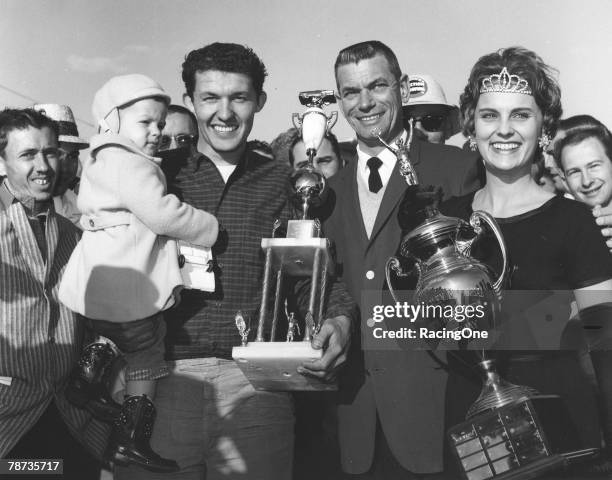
413,115,445,132
159,134,196,151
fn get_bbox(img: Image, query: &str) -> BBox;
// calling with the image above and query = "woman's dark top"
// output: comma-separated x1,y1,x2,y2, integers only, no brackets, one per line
439,191,612,449
440,192,612,291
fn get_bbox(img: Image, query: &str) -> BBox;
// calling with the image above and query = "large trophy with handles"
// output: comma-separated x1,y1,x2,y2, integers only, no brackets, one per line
379,128,597,479
232,90,338,391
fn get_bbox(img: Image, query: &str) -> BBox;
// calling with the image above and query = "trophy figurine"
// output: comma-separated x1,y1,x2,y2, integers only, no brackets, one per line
231,90,338,391
372,118,418,186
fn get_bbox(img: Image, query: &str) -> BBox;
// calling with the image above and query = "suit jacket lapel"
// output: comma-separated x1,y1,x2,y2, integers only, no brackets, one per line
367,159,405,249
345,151,369,248
366,138,422,249
344,137,423,251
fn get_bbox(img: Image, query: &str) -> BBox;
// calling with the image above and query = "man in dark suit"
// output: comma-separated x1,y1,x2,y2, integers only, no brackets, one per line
319,41,481,479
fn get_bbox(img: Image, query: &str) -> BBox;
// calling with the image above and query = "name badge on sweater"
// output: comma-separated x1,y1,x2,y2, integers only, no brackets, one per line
177,241,215,292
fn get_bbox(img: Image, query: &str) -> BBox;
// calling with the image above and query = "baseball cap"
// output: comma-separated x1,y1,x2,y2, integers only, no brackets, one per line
402,74,461,136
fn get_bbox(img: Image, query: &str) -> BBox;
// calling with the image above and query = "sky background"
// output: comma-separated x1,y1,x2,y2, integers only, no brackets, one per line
1,0,611,148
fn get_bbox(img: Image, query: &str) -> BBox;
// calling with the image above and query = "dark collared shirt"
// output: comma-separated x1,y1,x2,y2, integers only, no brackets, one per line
165,144,355,360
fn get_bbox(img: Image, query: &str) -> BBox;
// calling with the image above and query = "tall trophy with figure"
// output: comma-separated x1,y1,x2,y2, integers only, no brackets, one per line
232,90,338,391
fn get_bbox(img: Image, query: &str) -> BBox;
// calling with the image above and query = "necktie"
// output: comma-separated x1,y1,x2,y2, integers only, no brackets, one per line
367,156,383,193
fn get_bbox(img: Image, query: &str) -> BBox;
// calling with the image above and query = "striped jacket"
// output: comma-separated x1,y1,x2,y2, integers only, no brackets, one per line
0,182,110,458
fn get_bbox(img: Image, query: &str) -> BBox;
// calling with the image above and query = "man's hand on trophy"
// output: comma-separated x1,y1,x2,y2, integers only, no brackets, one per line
297,315,351,382
593,204,612,253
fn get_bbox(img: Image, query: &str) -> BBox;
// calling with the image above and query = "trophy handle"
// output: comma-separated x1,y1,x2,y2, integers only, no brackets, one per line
385,257,402,304
326,111,338,131
292,113,303,130
469,210,508,297
385,256,420,304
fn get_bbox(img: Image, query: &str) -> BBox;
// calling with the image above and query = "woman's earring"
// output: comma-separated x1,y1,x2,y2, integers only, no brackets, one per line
538,133,551,151
468,136,478,152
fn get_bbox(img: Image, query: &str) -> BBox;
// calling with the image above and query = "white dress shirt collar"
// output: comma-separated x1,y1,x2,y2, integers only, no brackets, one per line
356,130,408,190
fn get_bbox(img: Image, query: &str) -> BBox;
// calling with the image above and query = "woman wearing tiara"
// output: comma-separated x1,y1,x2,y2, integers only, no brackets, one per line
440,47,612,471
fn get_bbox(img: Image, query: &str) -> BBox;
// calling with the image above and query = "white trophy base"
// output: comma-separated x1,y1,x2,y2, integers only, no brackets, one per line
232,342,337,391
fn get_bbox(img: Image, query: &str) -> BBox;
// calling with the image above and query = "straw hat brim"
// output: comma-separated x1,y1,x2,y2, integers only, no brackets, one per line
59,134,89,149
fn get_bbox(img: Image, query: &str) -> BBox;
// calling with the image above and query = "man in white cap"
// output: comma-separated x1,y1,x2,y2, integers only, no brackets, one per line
33,104,88,226
402,74,461,145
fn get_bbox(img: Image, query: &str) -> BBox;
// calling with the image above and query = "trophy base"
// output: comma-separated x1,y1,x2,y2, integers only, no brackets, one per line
232,342,337,391
448,394,596,480
486,455,566,480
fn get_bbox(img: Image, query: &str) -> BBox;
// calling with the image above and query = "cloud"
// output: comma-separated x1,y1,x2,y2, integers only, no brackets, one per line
123,44,152,54
66,54,128,74
66,44,152,74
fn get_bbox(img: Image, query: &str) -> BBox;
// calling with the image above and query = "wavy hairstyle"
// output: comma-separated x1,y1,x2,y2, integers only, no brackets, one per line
182,42,268,98
460,47,562,141
334,40,402,87
554,119,612,170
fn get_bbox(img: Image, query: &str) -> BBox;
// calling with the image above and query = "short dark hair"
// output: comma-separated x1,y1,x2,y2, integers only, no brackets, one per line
334,40,402,88
558,114,604,138
270,127,342,167
182,42,267,98
167,104,198,136
460,47,562,141
0,108,58,157
554,121,612,170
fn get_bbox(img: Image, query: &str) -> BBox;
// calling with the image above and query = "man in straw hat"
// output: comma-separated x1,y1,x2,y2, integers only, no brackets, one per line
33,103,88,226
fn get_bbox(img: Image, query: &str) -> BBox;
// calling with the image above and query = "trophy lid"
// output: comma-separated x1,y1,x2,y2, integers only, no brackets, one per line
466,359,540,419
398,186,473,259
400,208,472,258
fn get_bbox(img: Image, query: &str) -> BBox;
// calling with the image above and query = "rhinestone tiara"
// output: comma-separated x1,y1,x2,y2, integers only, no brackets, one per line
480,67,532,95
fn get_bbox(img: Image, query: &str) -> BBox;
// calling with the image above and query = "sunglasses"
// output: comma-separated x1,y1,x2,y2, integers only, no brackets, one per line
159,134,196,151
413,115,445,132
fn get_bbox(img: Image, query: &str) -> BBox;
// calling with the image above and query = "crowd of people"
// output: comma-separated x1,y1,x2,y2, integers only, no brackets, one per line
1,39,612,480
